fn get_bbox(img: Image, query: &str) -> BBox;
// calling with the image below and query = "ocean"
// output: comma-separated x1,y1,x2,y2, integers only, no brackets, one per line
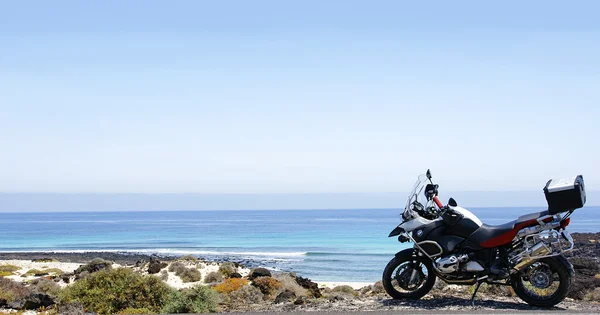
0,207,597,283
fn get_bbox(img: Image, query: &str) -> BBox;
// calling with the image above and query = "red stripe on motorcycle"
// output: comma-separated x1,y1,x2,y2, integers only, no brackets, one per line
479,219,538,248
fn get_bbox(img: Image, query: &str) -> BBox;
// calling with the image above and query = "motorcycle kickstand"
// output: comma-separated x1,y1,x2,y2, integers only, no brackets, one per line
470,276,488,307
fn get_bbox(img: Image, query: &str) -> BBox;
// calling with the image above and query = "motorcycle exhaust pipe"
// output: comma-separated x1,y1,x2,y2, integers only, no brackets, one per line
513,242,551,271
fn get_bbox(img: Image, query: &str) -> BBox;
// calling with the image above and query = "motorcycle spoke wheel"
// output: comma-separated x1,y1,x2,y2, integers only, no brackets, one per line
510,257,571,308
382,250,436,300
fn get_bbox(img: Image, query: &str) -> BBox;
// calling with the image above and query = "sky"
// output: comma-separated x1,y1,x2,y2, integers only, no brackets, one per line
1,1,599,209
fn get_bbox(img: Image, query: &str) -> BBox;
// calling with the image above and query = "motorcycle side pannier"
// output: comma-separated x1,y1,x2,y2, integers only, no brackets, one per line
543,175,586,214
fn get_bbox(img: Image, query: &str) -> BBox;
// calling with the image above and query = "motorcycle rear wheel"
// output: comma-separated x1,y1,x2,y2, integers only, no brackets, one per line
511,256,572,308
382,249,436,299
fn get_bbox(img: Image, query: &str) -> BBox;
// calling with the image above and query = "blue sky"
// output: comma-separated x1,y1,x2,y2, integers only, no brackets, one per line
1,0,599,197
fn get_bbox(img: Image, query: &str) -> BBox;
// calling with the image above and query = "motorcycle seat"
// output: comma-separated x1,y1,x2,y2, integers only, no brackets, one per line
469,210,550,248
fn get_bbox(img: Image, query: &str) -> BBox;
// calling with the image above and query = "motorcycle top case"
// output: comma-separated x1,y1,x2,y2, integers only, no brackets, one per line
543,175,586,214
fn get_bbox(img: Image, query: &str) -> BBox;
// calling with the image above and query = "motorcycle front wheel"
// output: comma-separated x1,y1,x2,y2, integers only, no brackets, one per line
382,248,436,299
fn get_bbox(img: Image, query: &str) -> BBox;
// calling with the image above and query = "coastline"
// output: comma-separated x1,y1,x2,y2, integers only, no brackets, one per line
0,232,599,313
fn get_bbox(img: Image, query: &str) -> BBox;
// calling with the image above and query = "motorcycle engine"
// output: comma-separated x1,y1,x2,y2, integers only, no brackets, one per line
435,254,483,274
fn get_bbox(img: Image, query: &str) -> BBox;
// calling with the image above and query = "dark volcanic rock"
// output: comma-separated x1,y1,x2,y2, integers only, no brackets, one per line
8,293,55,310
61,273,73,284
274,290,296,304
147,258,168,274
294,296,308,305
230,272,242,278
295,275,321,298
567,256,600,299
248,267,272,280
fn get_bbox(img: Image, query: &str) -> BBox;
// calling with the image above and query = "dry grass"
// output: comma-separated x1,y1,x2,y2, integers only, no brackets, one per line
0,265,20,277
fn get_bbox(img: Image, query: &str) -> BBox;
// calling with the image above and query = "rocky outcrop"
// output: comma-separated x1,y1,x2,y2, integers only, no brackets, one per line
7,293,55,310
274,290,296,304
295,275,321,298
248,268,271,280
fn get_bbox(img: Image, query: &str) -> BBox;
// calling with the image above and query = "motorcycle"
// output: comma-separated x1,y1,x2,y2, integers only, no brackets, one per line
383,170,586,307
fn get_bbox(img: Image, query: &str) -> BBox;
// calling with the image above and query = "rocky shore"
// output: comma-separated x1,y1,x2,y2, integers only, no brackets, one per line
0,232,598,314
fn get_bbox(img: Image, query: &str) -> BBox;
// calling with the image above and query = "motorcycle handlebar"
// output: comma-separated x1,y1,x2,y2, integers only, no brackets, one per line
432,196,444,208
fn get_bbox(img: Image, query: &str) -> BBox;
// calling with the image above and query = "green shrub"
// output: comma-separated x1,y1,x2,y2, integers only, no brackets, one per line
75,258,112,275
0,264,20,277
160,285,218,314
252,277,281,296
204,271,223,283
168,262,201,283
59,267,174,315
168,262,186,274
332,285,357,296
218,262,236,277
179,268,201,283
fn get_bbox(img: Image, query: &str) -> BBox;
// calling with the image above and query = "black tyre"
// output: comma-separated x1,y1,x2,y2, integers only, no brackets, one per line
511,256,572,308
382,248,436,300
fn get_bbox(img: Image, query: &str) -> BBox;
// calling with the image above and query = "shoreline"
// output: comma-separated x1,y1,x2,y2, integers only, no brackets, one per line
1,241,599,313
0,251,373,288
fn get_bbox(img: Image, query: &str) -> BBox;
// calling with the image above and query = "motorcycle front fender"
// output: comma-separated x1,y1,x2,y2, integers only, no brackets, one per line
388,225,405,237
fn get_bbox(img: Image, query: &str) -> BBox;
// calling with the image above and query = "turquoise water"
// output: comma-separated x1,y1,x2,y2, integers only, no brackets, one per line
0,207,597,282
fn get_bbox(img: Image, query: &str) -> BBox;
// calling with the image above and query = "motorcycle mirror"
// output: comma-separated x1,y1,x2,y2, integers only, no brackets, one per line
426,169,432,180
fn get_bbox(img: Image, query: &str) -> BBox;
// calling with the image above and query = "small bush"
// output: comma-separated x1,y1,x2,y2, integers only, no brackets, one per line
160,270,169,281
75,258,112,275
372,281,385,294
204,271,224,283
169,262,201,283
0,277,31,303
332,285,357,296
160,285,218,314
274,274,307,297
252,277,281,296
227,285,264,305
584,288,600,302
29,278,61,297
117,307,155,314
214,278,249,294
218,262,236,277
168,262,186,274
59,268,174,315
179,268,202,283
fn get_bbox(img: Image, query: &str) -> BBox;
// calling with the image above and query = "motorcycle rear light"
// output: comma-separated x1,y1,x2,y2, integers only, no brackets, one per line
560,218,571,229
